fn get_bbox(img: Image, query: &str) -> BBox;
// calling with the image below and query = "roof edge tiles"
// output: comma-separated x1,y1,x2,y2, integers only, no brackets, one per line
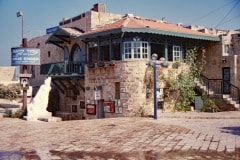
78,27,220,41
122,28,220,41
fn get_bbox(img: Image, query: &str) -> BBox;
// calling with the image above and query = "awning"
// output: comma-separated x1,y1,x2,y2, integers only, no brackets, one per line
78,28,220,42
46,27,84,48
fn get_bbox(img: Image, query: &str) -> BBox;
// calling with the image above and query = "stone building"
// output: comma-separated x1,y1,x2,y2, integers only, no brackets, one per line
0,67,17,83
26,3,239,120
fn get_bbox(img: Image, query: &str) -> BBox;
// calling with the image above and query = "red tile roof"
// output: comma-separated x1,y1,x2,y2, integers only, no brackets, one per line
81,14,218,39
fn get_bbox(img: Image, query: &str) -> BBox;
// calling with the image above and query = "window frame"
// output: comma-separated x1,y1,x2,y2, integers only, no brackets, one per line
123,41,149,60
223,44,230,56
172,45,181,61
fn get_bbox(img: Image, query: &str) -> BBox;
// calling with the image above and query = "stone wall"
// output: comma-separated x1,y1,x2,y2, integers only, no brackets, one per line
237,56,240,88
84,60,191,118
60,11,122,32
60,11,90,32
90,11,123,30
0,67,17,82
202,42,223,79
232,33,240,55
84,60,150,119
232,33,240,88
61,79,85,111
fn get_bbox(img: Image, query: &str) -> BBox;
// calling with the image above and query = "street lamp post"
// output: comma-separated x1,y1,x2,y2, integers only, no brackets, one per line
17,11,29,117
152,62,157,119
17,11,24,44
147,53,160,120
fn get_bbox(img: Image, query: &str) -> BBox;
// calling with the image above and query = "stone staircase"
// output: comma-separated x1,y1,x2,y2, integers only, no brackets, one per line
195,80,240,110
222,94,240,109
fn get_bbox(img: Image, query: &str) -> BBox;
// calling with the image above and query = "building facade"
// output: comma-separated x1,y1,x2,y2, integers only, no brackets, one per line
26,4,239,120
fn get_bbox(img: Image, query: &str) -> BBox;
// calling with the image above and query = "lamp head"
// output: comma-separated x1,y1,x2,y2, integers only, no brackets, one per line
17,11,23,17
151,53,158,60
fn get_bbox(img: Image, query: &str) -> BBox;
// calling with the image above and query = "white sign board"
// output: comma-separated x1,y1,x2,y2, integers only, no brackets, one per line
94,90,101,100
157,88,164,100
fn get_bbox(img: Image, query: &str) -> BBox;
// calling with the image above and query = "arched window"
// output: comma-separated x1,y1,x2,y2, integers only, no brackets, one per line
64,46,69,61
70,44,85,62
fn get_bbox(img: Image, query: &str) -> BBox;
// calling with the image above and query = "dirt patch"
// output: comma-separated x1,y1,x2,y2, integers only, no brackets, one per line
47,149,240,160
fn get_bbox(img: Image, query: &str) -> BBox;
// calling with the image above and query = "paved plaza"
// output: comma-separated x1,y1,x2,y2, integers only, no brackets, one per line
0,111,240,160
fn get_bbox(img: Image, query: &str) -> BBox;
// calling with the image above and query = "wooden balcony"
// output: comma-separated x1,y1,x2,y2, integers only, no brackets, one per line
40,61,85,77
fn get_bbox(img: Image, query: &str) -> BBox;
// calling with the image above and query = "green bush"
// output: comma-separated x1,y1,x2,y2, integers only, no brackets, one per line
0,88,21,100
201,94,219,112
3,109,24,118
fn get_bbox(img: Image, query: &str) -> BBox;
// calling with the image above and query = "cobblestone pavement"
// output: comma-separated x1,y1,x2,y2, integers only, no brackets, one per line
0,111,240,160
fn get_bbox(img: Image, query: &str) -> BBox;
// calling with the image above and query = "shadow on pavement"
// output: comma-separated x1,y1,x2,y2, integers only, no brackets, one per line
221,126,240,136
0,150,21,160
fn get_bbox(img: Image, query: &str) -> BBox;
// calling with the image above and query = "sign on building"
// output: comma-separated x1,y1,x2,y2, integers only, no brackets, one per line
104,101,115,113
86,104,96,115
94,86,102,100
46,26,58,34
11,47,40,66
94,90,101,100
20,77,29,89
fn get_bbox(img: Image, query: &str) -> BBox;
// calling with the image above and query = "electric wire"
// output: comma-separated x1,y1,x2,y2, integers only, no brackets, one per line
215,0,240,28
216,14,240,27
189,0,236,24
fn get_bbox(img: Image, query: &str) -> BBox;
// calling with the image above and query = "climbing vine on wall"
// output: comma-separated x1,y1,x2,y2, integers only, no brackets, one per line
164,47,205,111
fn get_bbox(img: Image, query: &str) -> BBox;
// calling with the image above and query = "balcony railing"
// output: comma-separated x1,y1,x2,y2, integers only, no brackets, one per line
40,61,85,75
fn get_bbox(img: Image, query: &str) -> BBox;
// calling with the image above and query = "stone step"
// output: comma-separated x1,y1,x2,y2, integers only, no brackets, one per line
223,94,230,99
24,116,62,122
234,104,239,109
0,108,5,113
196,85,240,110
0,114,3,120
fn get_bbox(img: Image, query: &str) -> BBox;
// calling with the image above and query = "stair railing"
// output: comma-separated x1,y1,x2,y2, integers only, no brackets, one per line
230,83,240,104
199,74,240,104
199,75,222,95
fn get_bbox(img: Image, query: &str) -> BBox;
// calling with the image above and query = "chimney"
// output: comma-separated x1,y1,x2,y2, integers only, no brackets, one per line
22,38,27,47
91,3,106,12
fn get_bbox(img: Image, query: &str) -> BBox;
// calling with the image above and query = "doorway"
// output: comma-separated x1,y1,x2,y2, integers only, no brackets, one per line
222,67,230,94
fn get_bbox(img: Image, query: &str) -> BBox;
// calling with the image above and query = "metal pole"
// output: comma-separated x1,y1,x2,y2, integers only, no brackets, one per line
22,66,28,110
22,15,24,41
153,63,157,120
22,39,28,117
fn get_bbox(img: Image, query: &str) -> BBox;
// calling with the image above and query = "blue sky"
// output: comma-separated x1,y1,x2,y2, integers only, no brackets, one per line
0,0,239,66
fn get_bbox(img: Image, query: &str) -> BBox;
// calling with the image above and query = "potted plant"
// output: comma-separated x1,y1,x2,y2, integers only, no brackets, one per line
87,62,95,68
97,61,105,67
108,60,116,66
